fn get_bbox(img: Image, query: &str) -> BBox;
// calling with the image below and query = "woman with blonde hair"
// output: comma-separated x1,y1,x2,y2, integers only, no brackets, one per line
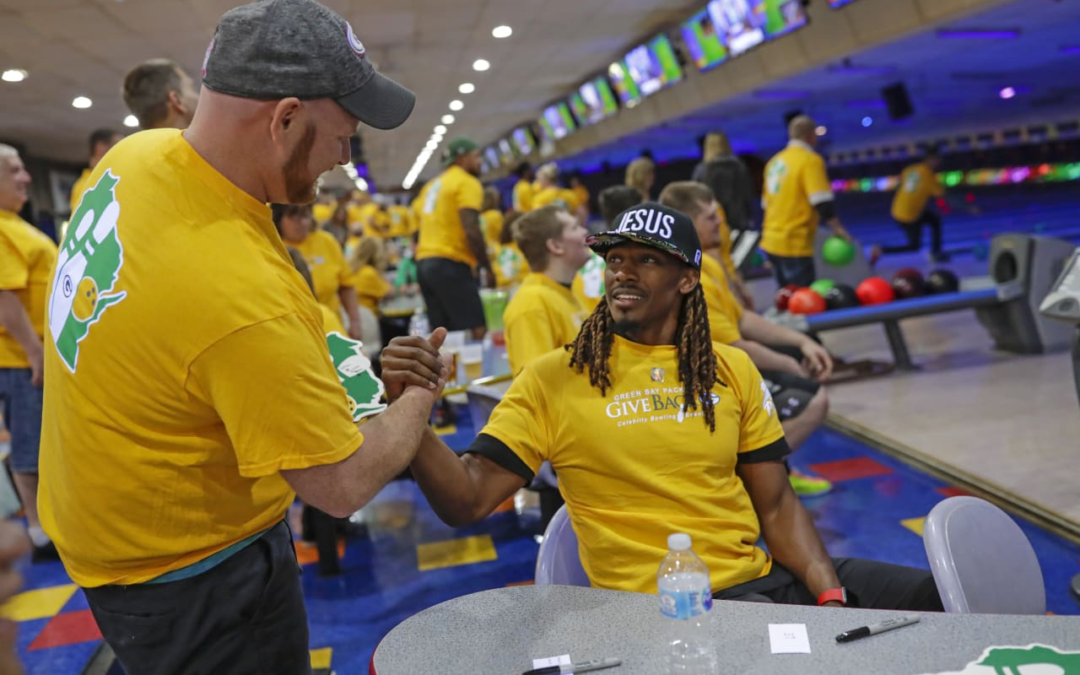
692,131,755,233
624,156,655,201
349,237,393,315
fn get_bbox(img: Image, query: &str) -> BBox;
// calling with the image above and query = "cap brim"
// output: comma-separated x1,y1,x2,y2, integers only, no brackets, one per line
336,72,416,131
587,231,694,267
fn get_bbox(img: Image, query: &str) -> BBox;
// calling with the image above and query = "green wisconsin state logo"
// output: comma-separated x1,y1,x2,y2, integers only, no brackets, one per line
326,332,387,422
916,644,1080,675
49,170,126,372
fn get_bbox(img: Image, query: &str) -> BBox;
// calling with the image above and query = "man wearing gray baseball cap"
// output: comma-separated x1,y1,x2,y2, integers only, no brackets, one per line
38,1,442,674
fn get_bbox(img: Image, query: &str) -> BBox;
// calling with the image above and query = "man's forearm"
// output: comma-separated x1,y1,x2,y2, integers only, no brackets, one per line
760,489,841,598
339,286,361,324
410,428,489,526
465,227,492,271
0,292,41,358
282,388,434,517
741,311,811,350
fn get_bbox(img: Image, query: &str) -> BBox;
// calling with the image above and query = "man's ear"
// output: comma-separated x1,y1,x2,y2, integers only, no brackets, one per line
679,269,700,296
545,237,565,258
269,98,303,146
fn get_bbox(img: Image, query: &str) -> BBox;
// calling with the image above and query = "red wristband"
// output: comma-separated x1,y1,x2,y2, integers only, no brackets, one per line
817,587,848,606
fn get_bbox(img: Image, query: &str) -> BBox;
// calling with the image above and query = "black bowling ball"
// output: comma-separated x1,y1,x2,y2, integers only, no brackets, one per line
825,283,860,310
926,269,960,294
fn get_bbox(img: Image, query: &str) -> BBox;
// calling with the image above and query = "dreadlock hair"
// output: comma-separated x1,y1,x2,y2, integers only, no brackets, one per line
567,282,720,432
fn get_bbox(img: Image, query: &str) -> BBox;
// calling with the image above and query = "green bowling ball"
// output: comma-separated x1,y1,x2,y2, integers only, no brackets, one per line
810,279,836,296
822,236,856,267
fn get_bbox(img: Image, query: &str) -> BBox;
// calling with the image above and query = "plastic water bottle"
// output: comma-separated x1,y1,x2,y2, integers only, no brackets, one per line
408,308,430,337
658,533,718,675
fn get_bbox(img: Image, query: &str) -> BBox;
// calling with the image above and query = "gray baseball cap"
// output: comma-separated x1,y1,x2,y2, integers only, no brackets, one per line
201,0,415,130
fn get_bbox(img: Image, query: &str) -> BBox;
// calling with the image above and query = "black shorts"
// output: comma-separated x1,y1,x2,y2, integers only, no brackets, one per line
416,257,486,332
759,370,820,421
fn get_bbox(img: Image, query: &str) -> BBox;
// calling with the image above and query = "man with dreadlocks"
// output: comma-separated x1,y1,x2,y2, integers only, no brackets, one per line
380,203,942,610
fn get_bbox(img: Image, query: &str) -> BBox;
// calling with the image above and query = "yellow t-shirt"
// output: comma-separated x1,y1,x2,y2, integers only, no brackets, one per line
363,209,392,239
348,202,378,230
572,185,589,212
320,304,345,334
39,129,363,587
503,273,585,375
531,187,579,211
700,254,743,344
513,179,534,212
417,165,484,268
292,230,351,314
474,336,786,594
493,242,527,289
481,209,504,250
69,168,92,215
312,202,334,225
572,251,606,313
892,162,944,224
761,141,833,258
351,264,391,314
388,205,414,238
0,210,58,367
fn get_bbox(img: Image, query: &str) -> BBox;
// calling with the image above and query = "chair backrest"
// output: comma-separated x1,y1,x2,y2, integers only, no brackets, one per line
923,496,1045,614
535,505,589,587
357,306,382,356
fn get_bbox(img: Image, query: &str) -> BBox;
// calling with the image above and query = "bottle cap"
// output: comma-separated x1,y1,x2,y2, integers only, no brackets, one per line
668,533,691,551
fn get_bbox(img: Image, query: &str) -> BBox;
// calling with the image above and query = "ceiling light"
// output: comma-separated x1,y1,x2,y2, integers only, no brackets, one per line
449,100,464,111
123,114,139,128
999,86,1016,99
432,133,444,142
459,83,475,94
426,140,438,150
492,25,512,39
861,116,873,128
815,126,827,136
1,69,27,83
72,96,92,109
442,114,455,125
472,59,490,72
354,177,368,191
434,124,447,134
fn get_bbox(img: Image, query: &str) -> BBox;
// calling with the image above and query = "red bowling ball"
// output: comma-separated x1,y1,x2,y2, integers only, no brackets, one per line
856,277,895,306
788,288,827,315
775,284,801,312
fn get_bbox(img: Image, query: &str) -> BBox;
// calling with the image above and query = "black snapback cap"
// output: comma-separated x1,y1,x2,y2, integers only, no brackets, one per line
588,202,703,269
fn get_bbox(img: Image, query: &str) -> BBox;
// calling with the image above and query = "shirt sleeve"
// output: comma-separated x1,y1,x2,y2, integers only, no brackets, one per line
0,237,28,291
734,351,789,462
359,267,390,299
466,364,552,480
505,304,561,375
456,174,484,213
804,155,835,207
186,313,364,478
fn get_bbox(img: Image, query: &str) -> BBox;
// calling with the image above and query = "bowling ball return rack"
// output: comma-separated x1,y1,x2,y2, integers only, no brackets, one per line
780,285,1010,371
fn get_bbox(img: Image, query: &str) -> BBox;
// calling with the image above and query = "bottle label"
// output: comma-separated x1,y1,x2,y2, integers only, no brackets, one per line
660,586,713,620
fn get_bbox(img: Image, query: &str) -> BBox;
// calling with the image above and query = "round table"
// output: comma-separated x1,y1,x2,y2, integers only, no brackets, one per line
371,585,1080,675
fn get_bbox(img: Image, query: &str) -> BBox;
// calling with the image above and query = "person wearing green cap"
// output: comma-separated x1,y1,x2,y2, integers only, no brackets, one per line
416,137,494,340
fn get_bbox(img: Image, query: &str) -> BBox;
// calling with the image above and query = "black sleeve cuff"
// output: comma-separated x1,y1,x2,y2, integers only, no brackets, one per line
465,433,536,483
815,200,837,221
738,437,792,464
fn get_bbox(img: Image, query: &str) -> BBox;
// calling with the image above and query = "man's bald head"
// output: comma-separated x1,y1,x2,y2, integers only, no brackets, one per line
789,115,818,144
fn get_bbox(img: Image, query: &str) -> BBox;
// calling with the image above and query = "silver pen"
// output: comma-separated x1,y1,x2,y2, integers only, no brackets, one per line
523,657,622,675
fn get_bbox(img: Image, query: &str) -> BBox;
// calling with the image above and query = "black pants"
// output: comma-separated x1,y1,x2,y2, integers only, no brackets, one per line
715,557,943,611
84,521,311,675
766,253,816,288
416,257,486,332
882,210,943,257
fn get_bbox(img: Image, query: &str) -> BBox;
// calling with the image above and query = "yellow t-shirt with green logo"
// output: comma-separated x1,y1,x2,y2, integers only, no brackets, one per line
513,179,533,212
417,165,484,268
700,254,743,344
70,168,92,215
351,264,391,314
572,251,606,313
312,202,334,225
761,141,833,258
472,335,787,594
0,210,58,367
481,209,504,251
388,205,414,238
38,129,363,587
320,304,345,334
493,242,527,289
292,230,350,314
503,273,585,375
892,162,944,224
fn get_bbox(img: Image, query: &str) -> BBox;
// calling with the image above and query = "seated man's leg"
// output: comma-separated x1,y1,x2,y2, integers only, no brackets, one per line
832,557,943,611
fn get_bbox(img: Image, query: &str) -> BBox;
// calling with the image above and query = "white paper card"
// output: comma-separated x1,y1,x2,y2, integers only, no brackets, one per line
769,623,811,654
532,654,573,673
